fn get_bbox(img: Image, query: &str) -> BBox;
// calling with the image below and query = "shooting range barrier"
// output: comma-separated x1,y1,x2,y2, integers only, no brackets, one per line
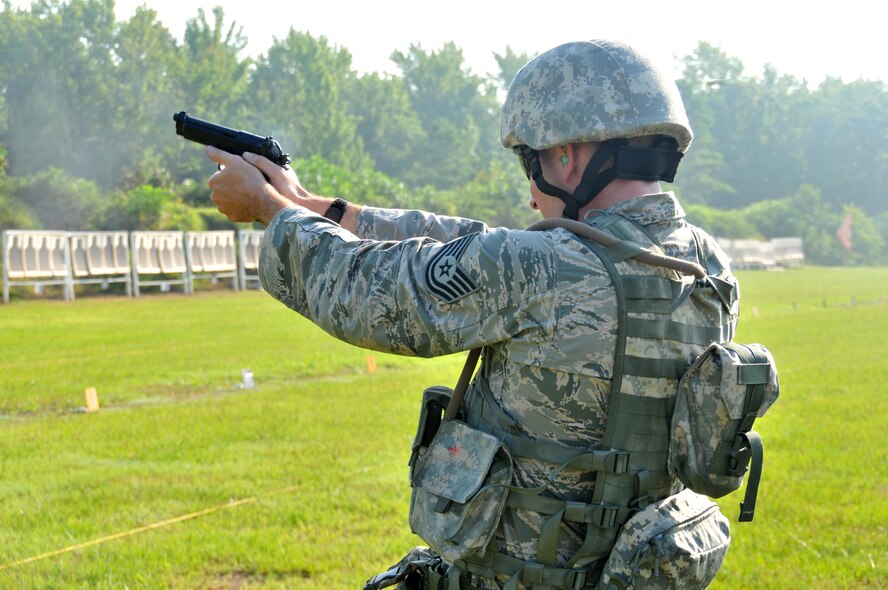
69,231,133,298
3,229,805,303
186,230,239,291
130,231,191,296
2,229,262,303
716,236,805,269
237,229,264,290
2,230,73,303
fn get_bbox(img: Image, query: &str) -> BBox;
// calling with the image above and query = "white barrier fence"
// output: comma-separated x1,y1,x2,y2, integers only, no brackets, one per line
2,229,263,303
2,229,805,302
238,230,264,290
716,236,804,269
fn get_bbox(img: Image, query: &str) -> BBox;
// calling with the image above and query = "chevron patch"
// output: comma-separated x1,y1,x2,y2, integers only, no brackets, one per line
425,235,479,304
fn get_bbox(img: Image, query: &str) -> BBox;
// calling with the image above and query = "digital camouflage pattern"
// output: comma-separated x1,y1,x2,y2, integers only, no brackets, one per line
410,420,512,562
258,192,737,585
413,420,506,504
669,342,779,498
500,40,694,152
595,489,731,590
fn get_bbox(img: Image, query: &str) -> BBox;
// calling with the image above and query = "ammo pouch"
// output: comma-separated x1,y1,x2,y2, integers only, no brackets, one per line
408,387,513,563
668,342,779,521
596,489,731,590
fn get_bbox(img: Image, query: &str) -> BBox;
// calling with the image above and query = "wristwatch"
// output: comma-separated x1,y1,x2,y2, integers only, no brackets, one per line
323,198,349,223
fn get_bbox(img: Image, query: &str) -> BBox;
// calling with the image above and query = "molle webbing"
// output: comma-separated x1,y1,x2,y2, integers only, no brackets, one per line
454,217,733,588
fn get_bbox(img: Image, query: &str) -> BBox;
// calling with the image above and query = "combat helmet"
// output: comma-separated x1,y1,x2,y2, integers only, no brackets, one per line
501,40,693,219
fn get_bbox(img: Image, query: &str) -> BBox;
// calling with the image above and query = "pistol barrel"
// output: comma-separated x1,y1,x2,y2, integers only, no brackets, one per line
173,111,290,167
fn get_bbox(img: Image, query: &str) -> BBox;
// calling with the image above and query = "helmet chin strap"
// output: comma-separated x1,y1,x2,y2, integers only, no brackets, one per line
531,139,684,220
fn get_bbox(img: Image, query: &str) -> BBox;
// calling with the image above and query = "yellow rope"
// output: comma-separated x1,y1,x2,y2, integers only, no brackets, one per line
0,485,299,571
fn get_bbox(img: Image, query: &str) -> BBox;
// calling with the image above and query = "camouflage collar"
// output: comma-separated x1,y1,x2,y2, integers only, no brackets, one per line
596,192,686,227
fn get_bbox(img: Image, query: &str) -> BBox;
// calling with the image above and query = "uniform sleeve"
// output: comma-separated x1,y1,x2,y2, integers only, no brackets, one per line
355,205,490,242
259,207,559,357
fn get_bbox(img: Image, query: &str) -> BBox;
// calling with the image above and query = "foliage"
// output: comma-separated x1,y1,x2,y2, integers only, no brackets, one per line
294,155,436,211
0,178,35,230
0,2,885,265
99,184,206,231
8,167,103,230
249,30,369,169
345,72,426,179
390,42,502,189
438,159,538,228
492,46,535,94
684,203,762,239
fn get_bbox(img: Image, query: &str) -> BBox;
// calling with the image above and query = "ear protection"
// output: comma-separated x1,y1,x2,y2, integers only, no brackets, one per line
561,155,569,166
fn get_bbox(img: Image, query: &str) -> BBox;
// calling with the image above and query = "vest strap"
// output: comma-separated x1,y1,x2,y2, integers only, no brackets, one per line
624,317,725,346
621,355,688,380
457,551,595,590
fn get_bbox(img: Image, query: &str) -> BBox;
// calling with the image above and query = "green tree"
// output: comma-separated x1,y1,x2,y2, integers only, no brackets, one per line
442,160,537,228
391,42,501,189
0,0,120,185
345,72,425,179
294,155,434,211
798,78,888,216
838,204,886,265
492,46,534,93
741,185,844,265
172,7,252,181
677,43,808,208
112,6,182,187
684,204,762,239
249,30,368,169
12,168,103,230
0,176,35,230
100,184,204,231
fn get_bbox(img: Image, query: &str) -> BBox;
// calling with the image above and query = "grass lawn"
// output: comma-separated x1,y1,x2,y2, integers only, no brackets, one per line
1,267,886,588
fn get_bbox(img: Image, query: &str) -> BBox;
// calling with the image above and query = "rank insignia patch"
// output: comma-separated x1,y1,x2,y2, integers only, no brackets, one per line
425,235,479,304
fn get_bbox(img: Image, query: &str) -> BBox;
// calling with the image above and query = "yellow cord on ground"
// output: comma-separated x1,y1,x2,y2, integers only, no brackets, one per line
0,485,299,572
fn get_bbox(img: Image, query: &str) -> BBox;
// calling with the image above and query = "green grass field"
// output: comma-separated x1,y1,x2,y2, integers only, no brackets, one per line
1,267,886,589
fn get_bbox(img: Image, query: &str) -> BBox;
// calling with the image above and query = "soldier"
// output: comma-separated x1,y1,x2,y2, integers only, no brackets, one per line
207,39,739,589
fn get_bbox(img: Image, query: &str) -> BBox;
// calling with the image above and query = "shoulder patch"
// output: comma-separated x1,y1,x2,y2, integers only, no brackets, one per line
425,235,479,304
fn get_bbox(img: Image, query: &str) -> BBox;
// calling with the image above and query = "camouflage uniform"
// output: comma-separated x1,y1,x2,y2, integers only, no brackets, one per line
256,39,744,590
258,191,733,575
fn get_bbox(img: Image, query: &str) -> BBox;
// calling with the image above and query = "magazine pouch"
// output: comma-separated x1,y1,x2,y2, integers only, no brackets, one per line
669,342,779,521
409,417,512,563
596,489,731,590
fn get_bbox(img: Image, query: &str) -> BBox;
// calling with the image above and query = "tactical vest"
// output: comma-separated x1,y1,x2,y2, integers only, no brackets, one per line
449,214,739,590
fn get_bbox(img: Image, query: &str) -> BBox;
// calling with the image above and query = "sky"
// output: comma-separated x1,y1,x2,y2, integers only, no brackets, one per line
8,0,888,85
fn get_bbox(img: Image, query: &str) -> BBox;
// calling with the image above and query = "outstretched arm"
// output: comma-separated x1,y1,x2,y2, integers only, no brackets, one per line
205,147,489,241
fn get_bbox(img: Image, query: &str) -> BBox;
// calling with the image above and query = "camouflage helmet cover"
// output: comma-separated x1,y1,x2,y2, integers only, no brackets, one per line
501,40,693,152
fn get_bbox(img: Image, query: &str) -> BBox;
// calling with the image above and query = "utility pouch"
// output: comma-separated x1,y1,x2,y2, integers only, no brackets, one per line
409,418,513,563
668,342,779,521
596,489,731,590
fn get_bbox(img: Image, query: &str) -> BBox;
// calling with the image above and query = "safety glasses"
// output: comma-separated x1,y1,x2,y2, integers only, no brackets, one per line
512,145,540,180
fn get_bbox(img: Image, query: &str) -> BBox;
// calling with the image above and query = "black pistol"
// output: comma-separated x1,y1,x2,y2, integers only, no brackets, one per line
173,111,291,168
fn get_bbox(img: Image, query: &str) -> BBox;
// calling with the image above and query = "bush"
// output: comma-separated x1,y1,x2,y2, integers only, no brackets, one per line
100,185,206,231
0,177,36,230
11,168,103,230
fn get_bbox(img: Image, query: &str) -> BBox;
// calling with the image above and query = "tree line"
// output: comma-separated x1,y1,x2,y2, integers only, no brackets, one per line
1,1,886,265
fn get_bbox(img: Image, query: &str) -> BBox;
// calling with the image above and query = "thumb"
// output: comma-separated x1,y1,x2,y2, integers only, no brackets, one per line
242,151,280,176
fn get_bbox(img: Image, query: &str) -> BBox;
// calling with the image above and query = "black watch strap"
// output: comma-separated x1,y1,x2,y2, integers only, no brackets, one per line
323,198,349,223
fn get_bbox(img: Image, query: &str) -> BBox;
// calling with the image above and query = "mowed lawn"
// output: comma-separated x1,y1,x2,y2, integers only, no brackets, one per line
1,267,886,589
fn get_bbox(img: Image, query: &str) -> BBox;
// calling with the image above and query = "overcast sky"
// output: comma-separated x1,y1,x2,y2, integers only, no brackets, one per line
8,0,887,84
